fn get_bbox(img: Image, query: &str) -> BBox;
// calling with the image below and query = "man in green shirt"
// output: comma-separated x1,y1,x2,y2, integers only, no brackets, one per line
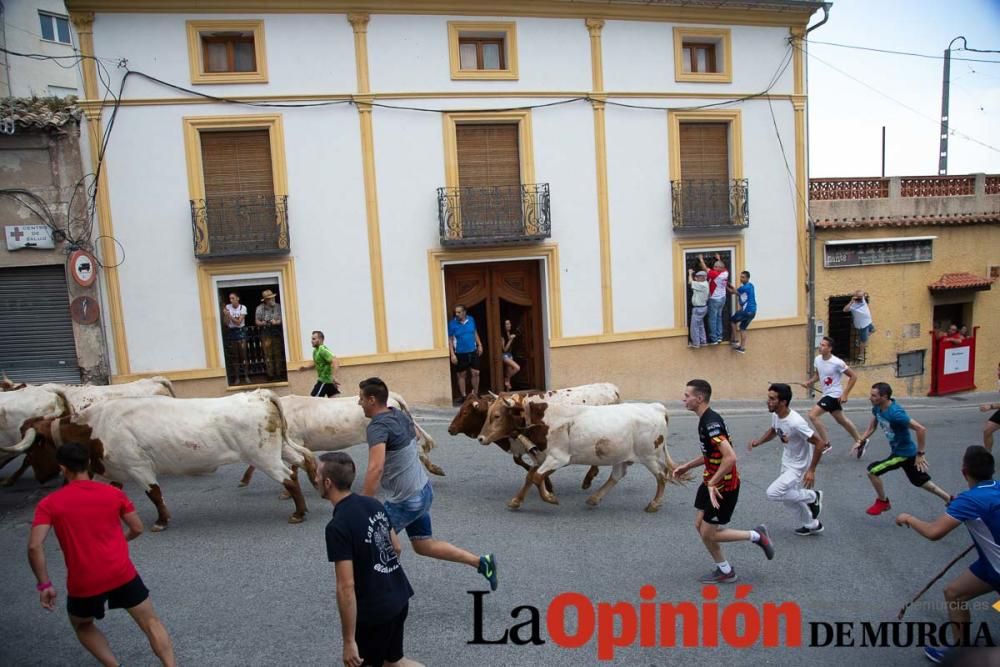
301,330,340,397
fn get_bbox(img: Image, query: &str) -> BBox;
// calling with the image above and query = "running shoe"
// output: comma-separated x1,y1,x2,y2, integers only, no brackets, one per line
794,522,824,536
923,646,949,663
866,497,891,516
855,438,869,459
735,346,746,354
698,567,737,584
753,524,775,560
808,489,823,520
478,554,498,591
821,442,832,455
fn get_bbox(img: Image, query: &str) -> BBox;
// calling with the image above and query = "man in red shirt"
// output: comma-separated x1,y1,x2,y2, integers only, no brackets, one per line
28,442,175,667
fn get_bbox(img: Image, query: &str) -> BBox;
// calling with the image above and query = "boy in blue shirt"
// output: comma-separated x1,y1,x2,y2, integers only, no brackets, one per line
727,270,756,354
855,382,951,515
896,445,1000,663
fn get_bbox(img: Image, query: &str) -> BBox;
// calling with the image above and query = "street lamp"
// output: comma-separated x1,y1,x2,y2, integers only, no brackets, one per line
937,36,967,175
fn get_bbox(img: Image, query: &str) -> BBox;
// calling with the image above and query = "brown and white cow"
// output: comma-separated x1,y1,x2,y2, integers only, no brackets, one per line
477,395,684,511
2,390,317,529
0,377,175,487
238,391,443,489
448,383,621,503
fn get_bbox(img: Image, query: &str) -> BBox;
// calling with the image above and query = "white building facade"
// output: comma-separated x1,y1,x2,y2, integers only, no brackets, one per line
68,0,822,403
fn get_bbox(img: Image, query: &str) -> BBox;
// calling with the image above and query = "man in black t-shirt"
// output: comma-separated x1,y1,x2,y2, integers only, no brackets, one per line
673,379,775,584
317,451,422,667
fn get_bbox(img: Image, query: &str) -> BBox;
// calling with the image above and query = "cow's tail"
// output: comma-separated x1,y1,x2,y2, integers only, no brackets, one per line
391,392,436,454
657,409,688,485
151,376,177,398
267,392,317,483
48,385,73,417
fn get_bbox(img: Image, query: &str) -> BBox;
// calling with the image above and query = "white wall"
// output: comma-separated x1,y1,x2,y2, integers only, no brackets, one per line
2,0,80,96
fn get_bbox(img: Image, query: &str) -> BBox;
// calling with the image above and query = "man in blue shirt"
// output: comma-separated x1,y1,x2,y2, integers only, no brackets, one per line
896,445,1000,663
727,270,756,354
856,382,951,516
447,304,482,404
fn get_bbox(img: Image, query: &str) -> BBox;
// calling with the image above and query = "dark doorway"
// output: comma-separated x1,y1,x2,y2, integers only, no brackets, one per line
932,303,970,335
217,282,287,386
827,294,857,363
682,249,734,342
444,260,544,399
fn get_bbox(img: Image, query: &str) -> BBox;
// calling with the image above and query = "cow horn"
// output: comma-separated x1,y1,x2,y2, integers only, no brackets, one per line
502,396,514,408
1,428,37,454
487,391,499,399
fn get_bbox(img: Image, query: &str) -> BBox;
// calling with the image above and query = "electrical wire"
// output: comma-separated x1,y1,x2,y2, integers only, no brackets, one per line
808,39,1000,64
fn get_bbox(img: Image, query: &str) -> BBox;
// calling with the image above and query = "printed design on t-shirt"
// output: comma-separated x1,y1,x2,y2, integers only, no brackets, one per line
823,376,833,387
776,427,788,444
366,511,400,574
877,415,897,446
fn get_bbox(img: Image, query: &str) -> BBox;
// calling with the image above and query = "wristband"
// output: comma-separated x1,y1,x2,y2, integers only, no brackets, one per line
917,452,926,456
36,581,53,592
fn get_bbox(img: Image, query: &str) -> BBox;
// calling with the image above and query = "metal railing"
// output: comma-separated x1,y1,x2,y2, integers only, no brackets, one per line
809,177,888,200
670,179,749,229
191,194,289,259
437,183,551,246
223,324,287,384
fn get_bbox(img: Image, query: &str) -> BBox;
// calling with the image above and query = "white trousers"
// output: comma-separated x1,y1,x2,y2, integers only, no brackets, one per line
766,466,818,528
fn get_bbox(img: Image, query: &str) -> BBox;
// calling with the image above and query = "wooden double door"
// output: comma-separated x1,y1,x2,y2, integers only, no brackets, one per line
444,260,545,398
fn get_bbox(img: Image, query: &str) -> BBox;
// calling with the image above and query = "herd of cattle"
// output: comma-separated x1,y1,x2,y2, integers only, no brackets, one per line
0,374,687,529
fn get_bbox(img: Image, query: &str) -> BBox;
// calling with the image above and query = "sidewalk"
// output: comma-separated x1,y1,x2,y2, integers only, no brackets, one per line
412,389,1000,420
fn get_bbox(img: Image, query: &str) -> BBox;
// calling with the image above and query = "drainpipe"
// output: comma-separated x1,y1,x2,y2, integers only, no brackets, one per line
802,4,830,394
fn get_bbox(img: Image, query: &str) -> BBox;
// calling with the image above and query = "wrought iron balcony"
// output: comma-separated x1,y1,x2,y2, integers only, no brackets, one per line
670,179,749,230
437,183,551,246
190,194,289,259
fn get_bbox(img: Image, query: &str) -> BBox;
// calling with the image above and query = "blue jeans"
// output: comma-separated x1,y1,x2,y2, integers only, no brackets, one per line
707,299,725,343
383,482,433,540
690,305,708,345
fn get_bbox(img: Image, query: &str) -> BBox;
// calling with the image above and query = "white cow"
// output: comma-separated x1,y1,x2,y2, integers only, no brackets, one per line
0,377,174,487
2,390,316,529
478,396,684,511
238,392,442,488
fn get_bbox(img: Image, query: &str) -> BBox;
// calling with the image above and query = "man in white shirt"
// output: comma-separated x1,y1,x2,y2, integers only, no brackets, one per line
748,383,826,535
802,336,868,456
842,291,875,355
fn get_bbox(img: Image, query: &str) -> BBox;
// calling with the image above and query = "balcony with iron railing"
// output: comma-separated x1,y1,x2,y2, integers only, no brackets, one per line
437,183,551,246
190,194,289,259
670,178,749,230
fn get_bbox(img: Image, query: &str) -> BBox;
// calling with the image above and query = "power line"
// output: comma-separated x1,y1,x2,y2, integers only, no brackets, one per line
809,39,1000,64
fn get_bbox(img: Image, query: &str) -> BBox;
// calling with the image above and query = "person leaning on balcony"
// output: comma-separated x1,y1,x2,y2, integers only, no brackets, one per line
223,292,252,385
843,290,876,354
698,253,729,345
687,269,709,349
255,290,283,381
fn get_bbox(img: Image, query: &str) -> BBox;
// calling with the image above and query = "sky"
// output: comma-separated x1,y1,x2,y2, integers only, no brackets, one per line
806,0,1000,177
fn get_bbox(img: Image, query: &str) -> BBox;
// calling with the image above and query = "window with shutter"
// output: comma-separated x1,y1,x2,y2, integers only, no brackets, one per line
456,124,520,188
679,123,729,181
200,130,274,198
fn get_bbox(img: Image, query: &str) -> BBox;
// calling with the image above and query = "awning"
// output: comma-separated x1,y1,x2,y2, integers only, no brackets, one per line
927,272,994,292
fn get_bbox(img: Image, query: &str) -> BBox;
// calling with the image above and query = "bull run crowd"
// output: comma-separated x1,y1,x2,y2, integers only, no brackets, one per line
1,318,999,667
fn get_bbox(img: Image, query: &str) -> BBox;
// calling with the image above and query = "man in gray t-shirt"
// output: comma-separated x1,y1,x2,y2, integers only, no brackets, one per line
359,377,498,591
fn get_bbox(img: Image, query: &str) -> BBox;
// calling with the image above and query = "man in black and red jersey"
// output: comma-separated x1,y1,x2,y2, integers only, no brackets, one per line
673,379,775,583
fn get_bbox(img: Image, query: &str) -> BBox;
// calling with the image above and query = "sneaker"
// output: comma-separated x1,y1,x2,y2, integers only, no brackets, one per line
478,554,498,591
855,438,869,459
735,346,746,354
753,524,775,560
794,522,824,536
924,646,949,664
710,340,721,345
808,490,823,520
687,343,699,349
821,442,832,455
698,566,737,584
866,497,891,516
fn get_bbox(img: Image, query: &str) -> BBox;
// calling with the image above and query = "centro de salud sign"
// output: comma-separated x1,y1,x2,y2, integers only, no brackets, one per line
824,237,933,268
4,224,55,250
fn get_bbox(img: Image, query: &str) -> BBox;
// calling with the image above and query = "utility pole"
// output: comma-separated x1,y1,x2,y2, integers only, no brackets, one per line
938,36,966,175
881,126,885,177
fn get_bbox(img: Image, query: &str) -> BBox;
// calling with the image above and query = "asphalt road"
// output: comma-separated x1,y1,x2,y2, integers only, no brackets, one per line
1,394,998,666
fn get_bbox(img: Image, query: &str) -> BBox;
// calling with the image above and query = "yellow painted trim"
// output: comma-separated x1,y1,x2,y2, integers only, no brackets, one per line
348,13,389,354
791,28,807,319
339,349,449,366
70,11,130,375
182,113,288,201
585,18,604,92
77,91,798,109
673,27,733,84
667,108,743,181
447,21,519,81
442,109,535,189
66,1,817,28
195,257,303,369
585,18,613,334
671,236,746,329
427,244,563,351
790,27,805,97
186,20,268,84
550,316,806,347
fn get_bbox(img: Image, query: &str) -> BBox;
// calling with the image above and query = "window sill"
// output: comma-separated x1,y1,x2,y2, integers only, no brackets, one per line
39,38,73,47
191,72,268,85
451,69,519,81
674,72,733,84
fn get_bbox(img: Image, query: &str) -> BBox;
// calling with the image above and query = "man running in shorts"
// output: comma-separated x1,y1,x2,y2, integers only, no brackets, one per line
359,377,498,590
28,442,175,667
673,379,775,583
802,336,867,456
302,330,340,397
748,383,826,535
895,446,999,664
856,382,951,515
